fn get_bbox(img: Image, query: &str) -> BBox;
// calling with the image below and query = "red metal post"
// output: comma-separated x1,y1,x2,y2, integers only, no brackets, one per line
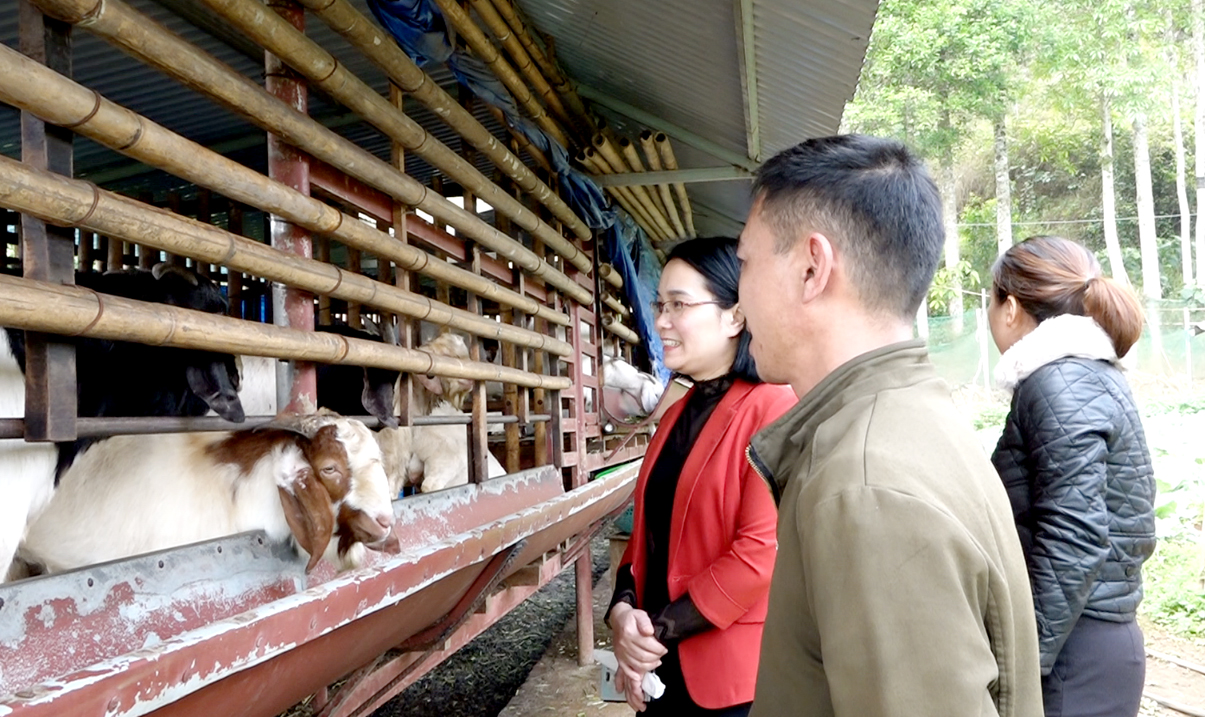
18,0,76,443
265,0,316,413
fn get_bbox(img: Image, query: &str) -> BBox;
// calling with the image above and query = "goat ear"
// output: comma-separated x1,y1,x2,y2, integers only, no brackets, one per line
186,364,246,423
277,465,335,573
151,262,200,286
362,369,398,427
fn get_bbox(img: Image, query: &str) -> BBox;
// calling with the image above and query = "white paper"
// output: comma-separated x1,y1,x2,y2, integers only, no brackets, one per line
592,650,666,701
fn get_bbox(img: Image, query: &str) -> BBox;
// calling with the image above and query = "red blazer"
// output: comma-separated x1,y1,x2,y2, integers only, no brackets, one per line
620,379,796,708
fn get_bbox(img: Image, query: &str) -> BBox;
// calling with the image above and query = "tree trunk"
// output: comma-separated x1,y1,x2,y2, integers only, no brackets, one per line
1101,95,1129,285
1173,77,1194,287
1194,0,1205,284
994,115,1013,253
1133,112,1161,301
940,161,964,335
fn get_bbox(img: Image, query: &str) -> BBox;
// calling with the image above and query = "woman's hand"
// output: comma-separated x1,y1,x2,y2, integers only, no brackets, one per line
614,666,648,712
609,602,667,674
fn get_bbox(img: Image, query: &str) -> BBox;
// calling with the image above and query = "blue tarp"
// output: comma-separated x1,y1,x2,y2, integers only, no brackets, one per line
366,0,668,382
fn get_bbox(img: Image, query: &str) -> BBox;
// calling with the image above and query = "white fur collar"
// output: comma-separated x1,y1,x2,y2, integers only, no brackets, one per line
994,314,1119,392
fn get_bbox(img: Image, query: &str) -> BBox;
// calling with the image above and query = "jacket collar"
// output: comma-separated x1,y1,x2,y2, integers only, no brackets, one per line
994,314,1118,392
748,340,933,497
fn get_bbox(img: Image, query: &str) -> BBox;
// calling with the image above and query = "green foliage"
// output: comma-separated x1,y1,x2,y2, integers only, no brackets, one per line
1140,537,1205,638
927,259,982,313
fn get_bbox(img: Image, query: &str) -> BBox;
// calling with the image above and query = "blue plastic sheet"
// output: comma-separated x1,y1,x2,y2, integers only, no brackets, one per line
366,0,667,382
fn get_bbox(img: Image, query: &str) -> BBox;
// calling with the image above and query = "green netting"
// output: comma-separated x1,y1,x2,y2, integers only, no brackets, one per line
923,304,1205,388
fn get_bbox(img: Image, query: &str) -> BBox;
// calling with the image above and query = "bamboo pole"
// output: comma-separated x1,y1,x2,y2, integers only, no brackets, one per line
639,129,686,237
485,105,552,174
0,273,572,389
594,135,676,240
27,0,592,307
0,154,573,356
656,132,697,237
466,0,571,130
196,0,590,276
430,0,572,148
0,41,572,327
486,0,594,136
299,0,589,242
602,316,639,344
598,263,623,290
602,292,629,317
580,148,668,242
619,137,670,220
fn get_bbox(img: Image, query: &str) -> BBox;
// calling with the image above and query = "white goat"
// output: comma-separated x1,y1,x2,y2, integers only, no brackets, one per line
19,413,398,575
0,338,56,581
383,332,505,493
602,355,664,422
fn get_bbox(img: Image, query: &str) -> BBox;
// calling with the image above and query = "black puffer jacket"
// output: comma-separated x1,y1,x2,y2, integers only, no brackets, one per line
992,351,1156,675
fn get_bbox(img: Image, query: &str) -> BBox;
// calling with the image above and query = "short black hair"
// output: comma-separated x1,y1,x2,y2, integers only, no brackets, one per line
753,135,944,319
666,237,761,383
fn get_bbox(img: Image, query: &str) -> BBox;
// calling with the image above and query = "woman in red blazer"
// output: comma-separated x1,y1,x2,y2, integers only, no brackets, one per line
607,237,796,716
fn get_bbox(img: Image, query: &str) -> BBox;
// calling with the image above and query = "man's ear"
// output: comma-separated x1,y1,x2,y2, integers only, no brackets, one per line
796,231,835,303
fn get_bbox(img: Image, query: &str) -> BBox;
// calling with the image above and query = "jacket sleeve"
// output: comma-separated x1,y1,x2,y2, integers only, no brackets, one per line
1015,366,1112,673
801,487,1008,717
684,459,778,630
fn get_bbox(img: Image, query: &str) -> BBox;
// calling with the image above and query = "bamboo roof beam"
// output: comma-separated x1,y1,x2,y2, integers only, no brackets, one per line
485,105,552,174
639,129,687,237
594,134,676,240
656,133,697,237
196,0,591,275
431,0,572,149
29,0,592,307
0,274,572,389
602,292,630,317
620,137,680,235
0,42,569,328
0,154,572,355
486,0,595,136
466,0,572,130
296,0,590,243
579,148,669,243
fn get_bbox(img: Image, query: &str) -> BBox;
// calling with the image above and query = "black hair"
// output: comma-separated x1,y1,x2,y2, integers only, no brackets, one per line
753,134,944,319
665,236,761,383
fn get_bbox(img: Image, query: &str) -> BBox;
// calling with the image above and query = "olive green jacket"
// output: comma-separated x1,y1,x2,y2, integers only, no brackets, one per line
748,341,1042,717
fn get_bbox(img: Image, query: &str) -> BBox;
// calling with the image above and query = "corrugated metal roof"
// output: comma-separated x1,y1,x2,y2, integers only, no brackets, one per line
0,0,876,236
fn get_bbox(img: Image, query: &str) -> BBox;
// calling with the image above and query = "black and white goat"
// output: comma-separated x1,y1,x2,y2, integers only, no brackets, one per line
0,264,246,580
19,412,397,574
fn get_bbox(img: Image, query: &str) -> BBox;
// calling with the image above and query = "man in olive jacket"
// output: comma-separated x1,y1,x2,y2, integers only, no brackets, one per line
737,136,1042,717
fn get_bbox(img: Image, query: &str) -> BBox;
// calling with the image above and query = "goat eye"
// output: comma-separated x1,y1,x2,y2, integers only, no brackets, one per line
320,465,339,476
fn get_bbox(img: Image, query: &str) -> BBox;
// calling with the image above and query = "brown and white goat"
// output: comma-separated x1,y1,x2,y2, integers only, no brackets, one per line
18,413,398,575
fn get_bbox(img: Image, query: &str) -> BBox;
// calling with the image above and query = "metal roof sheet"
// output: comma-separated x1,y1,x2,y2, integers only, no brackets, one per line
0,0,876,236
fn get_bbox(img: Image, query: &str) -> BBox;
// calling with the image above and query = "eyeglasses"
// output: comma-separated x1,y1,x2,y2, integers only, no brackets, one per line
650,299,722,317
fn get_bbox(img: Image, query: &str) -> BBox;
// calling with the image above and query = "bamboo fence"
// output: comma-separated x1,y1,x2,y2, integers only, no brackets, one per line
0,42,571,328
29,0,593,306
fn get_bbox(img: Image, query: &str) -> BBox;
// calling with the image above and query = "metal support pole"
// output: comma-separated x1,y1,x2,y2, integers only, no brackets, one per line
266,0,316,413
18,0,76,443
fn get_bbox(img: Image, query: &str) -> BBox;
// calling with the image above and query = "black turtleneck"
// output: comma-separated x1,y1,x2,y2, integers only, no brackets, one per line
608,373,735,644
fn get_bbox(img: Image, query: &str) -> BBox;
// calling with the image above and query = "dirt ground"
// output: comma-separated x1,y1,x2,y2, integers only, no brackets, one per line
499,589,1205,717
498,570,630,717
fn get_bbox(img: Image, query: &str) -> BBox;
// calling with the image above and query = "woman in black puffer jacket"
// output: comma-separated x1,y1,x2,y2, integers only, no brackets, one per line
988,236,1156,717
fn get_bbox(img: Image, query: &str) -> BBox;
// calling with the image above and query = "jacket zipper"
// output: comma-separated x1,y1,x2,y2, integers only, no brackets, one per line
746,443,781,506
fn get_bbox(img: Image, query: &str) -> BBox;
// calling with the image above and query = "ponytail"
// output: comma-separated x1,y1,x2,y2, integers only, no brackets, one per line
992,235,1144,357
1082,275,1144,357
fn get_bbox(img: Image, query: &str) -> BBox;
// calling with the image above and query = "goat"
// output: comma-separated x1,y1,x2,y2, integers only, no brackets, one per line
602,354,663,423
387,332,504,494
234,323,400,426
18,412,398,575
0,264,246,580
